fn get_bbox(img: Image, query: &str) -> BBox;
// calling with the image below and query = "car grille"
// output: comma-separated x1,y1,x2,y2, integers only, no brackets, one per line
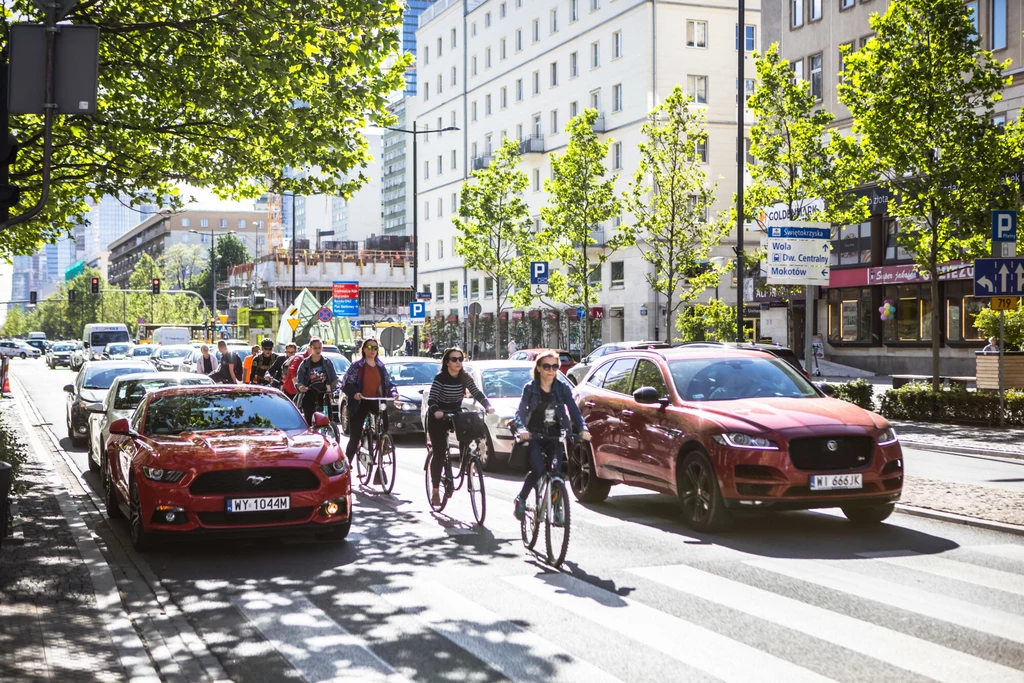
189,468,320,495
787,436,874,471
197,507,314,526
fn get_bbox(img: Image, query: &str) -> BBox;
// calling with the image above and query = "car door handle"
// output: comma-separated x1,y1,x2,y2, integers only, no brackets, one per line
585,401,596,407
621,409,634,417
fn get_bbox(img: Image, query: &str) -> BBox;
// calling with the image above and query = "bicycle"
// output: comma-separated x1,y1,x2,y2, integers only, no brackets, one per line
423,410,487,525
517,430,575,568
352,397,397,494
299,387,341,443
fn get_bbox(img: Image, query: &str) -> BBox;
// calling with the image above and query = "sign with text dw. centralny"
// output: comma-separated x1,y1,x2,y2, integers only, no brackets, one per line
764,222,831,286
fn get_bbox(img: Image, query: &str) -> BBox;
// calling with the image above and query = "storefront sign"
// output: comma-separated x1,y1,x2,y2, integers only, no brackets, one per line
866,261,973,285
589,307,605,319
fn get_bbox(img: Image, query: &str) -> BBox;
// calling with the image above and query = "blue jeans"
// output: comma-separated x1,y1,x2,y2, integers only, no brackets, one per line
518,438,562,501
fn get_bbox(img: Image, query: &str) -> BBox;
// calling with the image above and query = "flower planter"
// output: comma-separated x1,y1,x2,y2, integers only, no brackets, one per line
975,351,1024,390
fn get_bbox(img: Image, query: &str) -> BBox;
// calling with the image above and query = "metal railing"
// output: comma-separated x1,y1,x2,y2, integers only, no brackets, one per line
519,135,544,154
471,154,494,171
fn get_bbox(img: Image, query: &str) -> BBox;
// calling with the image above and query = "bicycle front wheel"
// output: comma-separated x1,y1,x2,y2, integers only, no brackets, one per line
545,479,571,568
466,456,486,526
355,435,373,487
378,433,397,494
521,487,540,550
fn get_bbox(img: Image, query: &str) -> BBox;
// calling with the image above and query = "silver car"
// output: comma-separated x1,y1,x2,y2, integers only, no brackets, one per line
102,342,133,360
148,344,194,371
86,372,214,473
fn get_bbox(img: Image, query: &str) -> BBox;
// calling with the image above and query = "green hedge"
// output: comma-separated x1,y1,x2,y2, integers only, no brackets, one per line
0,414,28,496
831,378,875,411
878,382,1024,426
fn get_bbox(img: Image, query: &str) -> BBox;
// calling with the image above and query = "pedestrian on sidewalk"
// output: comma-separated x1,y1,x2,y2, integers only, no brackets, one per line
982,337,999,353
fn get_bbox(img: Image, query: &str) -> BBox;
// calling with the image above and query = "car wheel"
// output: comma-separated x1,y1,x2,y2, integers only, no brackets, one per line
841,502,895,524
567,441,611,502
478,435,500,472
316,517,352,542
102,452,122,519
340,402,350,435
87,441,100,472
19,352,26,359
128,476,153,552
678,449,732,532
70,424,86,448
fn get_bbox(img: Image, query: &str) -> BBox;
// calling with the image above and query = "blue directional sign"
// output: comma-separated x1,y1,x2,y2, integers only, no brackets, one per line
576,305,587,319
409,301,426,319
531,261,550,285
993,211,1017,242
974,257,1024,296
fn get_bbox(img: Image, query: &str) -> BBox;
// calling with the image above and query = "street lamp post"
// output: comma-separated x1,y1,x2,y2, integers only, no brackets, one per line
189,227,236,339
384,123,459,356
735,0,746,343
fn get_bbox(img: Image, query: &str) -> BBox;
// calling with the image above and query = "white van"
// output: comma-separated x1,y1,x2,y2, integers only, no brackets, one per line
151,326,191,346
82,324,131,361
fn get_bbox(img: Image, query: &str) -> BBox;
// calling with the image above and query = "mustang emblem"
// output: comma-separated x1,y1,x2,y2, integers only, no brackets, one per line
826,440,839,452
247,475,272,486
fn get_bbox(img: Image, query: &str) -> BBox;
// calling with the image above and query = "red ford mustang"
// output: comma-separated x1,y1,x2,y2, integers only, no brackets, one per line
103,385,352,551
570,348,903,531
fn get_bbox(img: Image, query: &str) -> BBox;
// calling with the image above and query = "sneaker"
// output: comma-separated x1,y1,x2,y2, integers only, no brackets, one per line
430,489,442,507
513,497,526,522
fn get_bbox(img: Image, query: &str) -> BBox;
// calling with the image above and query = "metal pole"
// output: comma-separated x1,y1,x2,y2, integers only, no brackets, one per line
805,285,815,375
210,228,216,325
291,192,296,305
735,0,746,342
412,121,420,356
999,310,1006,427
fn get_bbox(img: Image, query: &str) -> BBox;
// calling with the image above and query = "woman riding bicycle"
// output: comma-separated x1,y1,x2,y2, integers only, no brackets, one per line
426,347,495,506
510,349,590,521
342,338,399,462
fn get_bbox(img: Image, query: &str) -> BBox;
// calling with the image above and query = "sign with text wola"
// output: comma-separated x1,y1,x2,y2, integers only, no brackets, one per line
974,258,1024,297
765,222,831,286
332,281,359,317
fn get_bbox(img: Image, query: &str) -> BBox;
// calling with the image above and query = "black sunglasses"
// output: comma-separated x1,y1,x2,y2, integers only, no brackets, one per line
540,363,559,371
448,356,465,363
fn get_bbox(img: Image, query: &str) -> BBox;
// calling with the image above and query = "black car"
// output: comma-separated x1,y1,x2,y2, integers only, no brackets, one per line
64,360,154,447
674,341,809,377
339,356,440,436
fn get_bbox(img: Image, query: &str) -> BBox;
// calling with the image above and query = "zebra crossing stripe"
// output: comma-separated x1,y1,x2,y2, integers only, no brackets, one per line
965,544,1024,564
858,550,1024,597
371,582,624,683
746,557,1024,644
628,564,1024,683
232,594,411,683
503,572,834,683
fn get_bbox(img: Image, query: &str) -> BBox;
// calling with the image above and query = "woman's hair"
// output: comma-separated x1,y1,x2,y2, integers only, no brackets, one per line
440,347,467,378
532,349,561,382
360,337,379,361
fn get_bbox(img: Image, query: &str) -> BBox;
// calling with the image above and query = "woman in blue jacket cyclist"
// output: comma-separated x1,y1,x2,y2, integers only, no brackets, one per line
510,350,590,521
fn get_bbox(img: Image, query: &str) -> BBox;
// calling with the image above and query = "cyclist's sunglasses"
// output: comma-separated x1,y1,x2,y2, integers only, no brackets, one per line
539,362,559,371
448,356,465,363
364,345,379,351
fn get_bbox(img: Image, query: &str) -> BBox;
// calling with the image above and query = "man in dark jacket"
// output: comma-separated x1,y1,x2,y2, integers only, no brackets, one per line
211,340,242,384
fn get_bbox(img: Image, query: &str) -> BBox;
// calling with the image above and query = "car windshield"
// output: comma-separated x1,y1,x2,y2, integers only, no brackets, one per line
113,377,209,410
83,366,153,390
322,353,351,376
131,346,155,356
669,357,818,401
53,343,75,352
106,344,131,354
387,361,441,386
156,347,191,359
477,367,564,398
143,392,306,435
91,330,130,347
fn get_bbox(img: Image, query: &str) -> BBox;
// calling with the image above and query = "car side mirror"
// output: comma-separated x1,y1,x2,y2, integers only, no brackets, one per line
109,418,133,436
816,382,836,397
311,412,331,429
63,384,75,393
633,386,662,405
86,402,105,413
418,388,425,395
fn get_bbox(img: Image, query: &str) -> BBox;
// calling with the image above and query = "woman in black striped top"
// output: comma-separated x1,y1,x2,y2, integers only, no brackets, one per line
426,347,495,506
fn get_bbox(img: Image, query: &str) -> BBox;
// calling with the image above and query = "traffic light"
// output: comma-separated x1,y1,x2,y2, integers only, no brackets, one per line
29,291,36,305
90,277,100,294
69,289,76,303
151,278,161,294
0,134,20,211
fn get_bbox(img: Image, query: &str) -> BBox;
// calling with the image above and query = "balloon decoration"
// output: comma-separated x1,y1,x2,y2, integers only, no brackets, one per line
878,300,895,321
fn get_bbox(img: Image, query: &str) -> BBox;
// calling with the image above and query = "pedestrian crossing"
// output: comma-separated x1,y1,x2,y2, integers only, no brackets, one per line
225,542,1024,683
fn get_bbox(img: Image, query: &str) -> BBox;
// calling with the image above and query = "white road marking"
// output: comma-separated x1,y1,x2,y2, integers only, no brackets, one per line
859,550,1024,597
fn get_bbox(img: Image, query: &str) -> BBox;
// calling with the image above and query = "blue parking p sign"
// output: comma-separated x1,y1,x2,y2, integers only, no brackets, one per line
530,261,549,285
993,211,1017,242
410,301,426,319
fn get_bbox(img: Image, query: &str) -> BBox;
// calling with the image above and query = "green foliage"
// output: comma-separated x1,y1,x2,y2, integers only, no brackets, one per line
0,416,29,496
879,383,1024,426
0,306,28,338
678,300,737,342
831,378,875,411
838,0,1021,389
161,243,208,291
620,87,730,340
973,307,1024,349
189,234,251,312
541,109,625,351
0,0,409,259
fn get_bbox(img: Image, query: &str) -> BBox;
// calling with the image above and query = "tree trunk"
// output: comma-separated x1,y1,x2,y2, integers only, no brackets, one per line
930,218,941,393
665,292,673,344
495,276,503,359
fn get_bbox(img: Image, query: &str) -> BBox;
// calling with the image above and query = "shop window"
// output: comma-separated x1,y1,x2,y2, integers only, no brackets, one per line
832,221,871,267
884,218,912,262
945,281,984,342
827,288,872,343
883,284,932,342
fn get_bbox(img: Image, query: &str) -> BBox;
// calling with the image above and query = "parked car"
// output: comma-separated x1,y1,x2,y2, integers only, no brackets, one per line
566,341,671,385
570,347,903,531
509,348,577,375
103,385,352,551
675,341,809,378
0,340,42,359
64,360,155,447
87,372,214,473
46,342,76,368
102,343,133,360
70,342,88,371
148,344,194,371
340,356,440,436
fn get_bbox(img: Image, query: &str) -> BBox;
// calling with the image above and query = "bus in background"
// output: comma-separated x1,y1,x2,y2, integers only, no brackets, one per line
82,324,131,361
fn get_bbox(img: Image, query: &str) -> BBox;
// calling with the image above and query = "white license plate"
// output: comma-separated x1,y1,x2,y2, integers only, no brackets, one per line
225,496,291,512
810,473,863,491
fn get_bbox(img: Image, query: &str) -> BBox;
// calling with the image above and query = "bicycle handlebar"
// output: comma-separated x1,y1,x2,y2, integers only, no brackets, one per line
359,396,396,402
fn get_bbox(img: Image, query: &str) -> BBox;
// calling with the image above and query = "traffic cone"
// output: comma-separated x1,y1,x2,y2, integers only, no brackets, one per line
3,374,9,395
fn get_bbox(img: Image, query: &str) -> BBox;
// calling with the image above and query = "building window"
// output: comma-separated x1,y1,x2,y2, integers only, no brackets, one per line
486,93,492,115
451,150,457,170
569,101,578,118
591,0,600,10
436,282,444,302
791,0,803,28
437,74,443,94
500,86,508,109
946,281,985,342
612,141,622,169
838,43,852,83
201,218,209,228
452,28,458,48
736,24,755,51
736,78,756,106
425,201,430,220
533,70,540,94
425,242,430,261
591,41,600,68
687,20,707,48
500,2,507,18
485,11,492,27
533,168,541,192
485,277,494,298
516,78,524,101
884,218,912,262
437,154,443,175
438,239,444,259
993,114,1007,131
452,236,457,256
859,34,874,50
840,0,854,9
612,31,623,59
588,262,602,286
992,0,1007,50
809,53,823,101
688,75,708,104
181,218,190,227
696,138,708,163
451,110,457,128
550,61,558,86
437,37,443,57
452,192,458,212
551,109,559,134
569,51,579,78
425,82,430,100
239,219,249,229
515,29,523,51
471,279,480,299
570,0,579,22
611,261,624,288
883,284,932,343
533,114,542,136
500,38,507,60
486,47,492,68
450,280,459,300
471,22,477,37
451,66,458,86
424,46,430,65
471,56,478,76
827,288,873,343
810,0,822,21
550,8,558,33
830,221,871,267
516,123,523,139
532,18,540,42
220,218,228,228
612,84,623,112
471,101,478,121
590,89,601,111
965,1,979,35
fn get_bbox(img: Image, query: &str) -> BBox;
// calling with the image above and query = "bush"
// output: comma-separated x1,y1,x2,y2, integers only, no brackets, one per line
0,415,29,496
878,382,1024,426
831,378,875,411
973,307,1024,349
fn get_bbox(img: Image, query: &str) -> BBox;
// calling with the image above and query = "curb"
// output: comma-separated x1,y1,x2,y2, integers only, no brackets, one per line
899,439,1024,461
895,504,1024,537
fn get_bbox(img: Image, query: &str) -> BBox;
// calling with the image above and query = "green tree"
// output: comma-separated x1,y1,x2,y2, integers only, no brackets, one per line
126,254,205,330
1,0,408,259
839,0,1020,389
190,234,251,312
161,243,208,291
1,306,27,338
973,307,1024,349
541,109,626,353
678,300,737,342
454,138,548,359
620,87,730,342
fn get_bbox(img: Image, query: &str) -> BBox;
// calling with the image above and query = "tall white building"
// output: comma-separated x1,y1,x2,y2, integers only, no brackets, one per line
412,0,759,345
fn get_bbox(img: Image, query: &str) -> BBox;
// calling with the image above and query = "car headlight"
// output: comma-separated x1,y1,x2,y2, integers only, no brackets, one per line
320,458,350,477
877,427,898,446
394,401,418,412
711,433,779,450
141,466,186,482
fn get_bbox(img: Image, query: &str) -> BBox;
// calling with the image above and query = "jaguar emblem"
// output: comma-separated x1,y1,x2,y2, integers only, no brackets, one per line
826,440,839,452
247,475,272,486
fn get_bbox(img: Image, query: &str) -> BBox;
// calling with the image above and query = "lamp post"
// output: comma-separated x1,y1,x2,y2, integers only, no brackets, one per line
189,227,236,339
384,123,459,356
735,0,746,343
